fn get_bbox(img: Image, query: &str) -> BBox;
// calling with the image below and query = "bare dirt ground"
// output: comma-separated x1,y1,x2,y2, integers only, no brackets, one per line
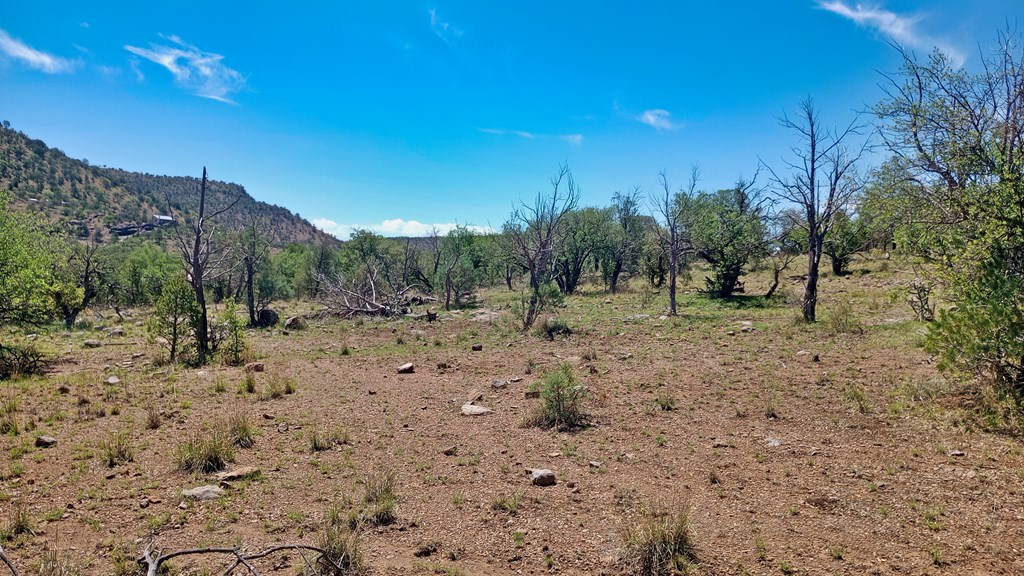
2,257,1023,575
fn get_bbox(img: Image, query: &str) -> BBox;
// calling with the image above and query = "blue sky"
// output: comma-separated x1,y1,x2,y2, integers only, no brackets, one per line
1,2,1019,238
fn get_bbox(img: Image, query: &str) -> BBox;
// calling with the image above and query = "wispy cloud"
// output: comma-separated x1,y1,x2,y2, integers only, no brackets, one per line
637,109,679,131
313,218,492,239
124,34,245,103
429,8,464,46
818,1,965,66
0,29,77,74
479,128,582,145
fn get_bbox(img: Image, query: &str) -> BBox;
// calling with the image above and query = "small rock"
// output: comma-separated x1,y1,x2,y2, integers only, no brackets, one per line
83,339,102,349
262,413,274,420
490,379,508,389
812,354,820,362
509,377,523,383
466,389,484,402
215,466,261,482
57,385,70,395
284,316,306,330
442,445,458,456
471,343,483,352
528,469,557,487
35,435,57,448
726,330,736,336
766,438,782,448
588,461,601,468
110,327,126,337
796,350,809,356
461,403,493,416
277,422,289,433
712,440,729,448
525,389,540,399
182,485,225,501
245,362,265,373
105,375,121,386
139,498,151,509
397,363,415,374
949,450,966,457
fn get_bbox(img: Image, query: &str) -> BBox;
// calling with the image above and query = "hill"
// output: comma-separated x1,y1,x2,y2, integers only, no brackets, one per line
0,121,333,246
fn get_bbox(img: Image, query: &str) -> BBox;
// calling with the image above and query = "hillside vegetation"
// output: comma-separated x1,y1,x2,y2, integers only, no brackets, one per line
0,122,332,246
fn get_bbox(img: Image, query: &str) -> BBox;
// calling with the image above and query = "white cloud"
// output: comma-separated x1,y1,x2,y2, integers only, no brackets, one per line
0,29,77,74
429,8,464,46
637,109,679,130
125,34,245,103
479,128,582,146
79,22,90,29
818,1,965,66
313,218,493,239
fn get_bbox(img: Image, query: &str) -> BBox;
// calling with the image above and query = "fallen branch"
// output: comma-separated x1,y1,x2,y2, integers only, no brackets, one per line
138,542,348,576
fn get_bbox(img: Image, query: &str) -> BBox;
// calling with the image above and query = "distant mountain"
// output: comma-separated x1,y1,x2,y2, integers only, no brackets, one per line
0,122,333,246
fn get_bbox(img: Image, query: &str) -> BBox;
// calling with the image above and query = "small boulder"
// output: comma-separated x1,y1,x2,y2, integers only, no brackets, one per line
109,327,126,337
471,343,483,352
182,485,225,501
490,379,508,389
35,436,57,448
284,316,306,330
257,308,280,327
528,469,557,487
461,403,493,416
397,363,415,374
83,339,102,349
215,466,261,482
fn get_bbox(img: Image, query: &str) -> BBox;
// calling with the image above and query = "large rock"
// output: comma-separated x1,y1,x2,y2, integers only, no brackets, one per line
257,309,280,327
83,339,102,349
460,403,493,416
284,316,306,330
182,485,225,501
528,469,557,487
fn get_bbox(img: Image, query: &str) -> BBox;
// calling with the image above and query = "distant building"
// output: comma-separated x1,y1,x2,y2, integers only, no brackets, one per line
153,214,174,226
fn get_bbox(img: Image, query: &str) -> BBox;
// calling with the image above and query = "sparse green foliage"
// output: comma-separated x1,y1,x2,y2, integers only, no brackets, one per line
527,363,588,430
149,274,199,363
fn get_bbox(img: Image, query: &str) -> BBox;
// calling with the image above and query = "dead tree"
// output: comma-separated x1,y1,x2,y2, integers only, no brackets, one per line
239,212,272,326
505,165,580,329
765,98,865,321
169,167,241,363
651,168,697,316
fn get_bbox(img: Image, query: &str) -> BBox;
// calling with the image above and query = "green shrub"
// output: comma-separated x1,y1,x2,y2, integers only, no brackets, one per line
527,363,588,430
927,257,1024,393
220,303,248,367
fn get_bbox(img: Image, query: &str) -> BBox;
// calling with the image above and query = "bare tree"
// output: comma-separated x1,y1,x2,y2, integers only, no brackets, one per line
765,98,866,321
238,212,272,326
505,165,580,329
651,168,697,316
169,168,241,363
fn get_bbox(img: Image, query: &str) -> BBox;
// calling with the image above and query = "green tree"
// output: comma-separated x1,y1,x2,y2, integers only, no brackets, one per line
684,180,768,298
150,274,199,363
554,207,612,295
821,209,869,275
602,188,646,293
876,32,1024,391
0,191,64,325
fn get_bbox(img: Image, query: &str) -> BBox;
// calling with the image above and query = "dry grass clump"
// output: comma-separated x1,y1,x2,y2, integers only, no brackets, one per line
1,502,35,542
315,523,364,574
176,428,235,473
620,507,697,575
361,467,398,526
226,410,256,448
99,430,134,467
